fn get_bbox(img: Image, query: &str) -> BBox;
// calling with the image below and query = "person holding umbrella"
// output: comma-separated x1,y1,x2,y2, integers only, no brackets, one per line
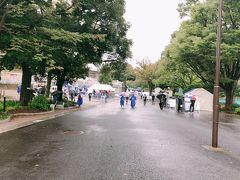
152,93,155,105
189,94,196,112
177,96,183,112
157,92,166,110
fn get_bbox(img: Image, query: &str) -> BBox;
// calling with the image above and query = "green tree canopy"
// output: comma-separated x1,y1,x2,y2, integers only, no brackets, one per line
98,64,112,84
0,0,132,105
135,59,157,95
0,1,53,105
166,0,240,110
154,51,203,92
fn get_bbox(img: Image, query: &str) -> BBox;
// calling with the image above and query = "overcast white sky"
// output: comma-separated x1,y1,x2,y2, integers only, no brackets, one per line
124,0,182,64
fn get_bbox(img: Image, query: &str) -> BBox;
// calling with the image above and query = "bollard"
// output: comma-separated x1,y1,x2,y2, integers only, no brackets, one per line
3,96,6,112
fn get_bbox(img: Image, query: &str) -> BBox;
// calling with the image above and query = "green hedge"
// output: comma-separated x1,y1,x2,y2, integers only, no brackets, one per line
63,100,75,107
231,103,240,111
28,95,50,111
234,107,240,115
0,101,20,111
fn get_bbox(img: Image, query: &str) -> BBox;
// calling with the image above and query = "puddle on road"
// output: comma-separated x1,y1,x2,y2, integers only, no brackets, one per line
89,125,105,132
85,125,106,134
62,130,84,135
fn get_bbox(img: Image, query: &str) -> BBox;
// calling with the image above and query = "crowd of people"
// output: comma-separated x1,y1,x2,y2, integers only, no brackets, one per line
119,91,165,110
118,90,197,113
18,82,197,113
119,92,137,109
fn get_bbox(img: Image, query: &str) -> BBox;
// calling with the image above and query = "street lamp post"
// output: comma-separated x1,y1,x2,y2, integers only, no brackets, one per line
212,0,223,148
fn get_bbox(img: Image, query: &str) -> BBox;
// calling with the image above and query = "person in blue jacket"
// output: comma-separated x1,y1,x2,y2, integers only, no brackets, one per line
130,94,137,109
120,94,125,108
77,93,83,108
17,84,21,94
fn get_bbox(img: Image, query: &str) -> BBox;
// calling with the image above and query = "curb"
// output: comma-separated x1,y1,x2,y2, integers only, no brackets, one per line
0,102,99,134
9,106,79,120
10,110,55,119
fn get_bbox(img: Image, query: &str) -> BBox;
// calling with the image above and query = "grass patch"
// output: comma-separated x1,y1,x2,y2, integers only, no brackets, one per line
0,101,20,112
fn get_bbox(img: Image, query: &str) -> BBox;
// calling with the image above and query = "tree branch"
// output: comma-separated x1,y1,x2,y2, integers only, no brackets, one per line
0,0,12,32
0,0,7,7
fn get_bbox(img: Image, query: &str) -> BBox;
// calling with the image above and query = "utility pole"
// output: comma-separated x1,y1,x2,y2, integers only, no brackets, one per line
212,0,223,148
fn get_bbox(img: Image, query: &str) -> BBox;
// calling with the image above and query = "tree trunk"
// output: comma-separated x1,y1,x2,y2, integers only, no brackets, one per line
45,73,52,98
224,82,236,111
148,81,154,96
20,65,32,106
56,72,65,101
123,78,127,92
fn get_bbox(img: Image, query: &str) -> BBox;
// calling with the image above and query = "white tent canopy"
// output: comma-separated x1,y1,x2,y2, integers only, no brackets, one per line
88,84,115,92
184,88,213,111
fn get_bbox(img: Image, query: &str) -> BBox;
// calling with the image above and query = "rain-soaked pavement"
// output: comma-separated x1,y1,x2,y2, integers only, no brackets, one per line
0,98,240,180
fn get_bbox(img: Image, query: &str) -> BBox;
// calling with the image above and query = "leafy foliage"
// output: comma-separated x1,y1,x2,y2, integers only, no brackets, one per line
98,62,135,85
234,107,240,115
0,100,20,113
135,59,158,94
166,0,240,110
0,1,55,105
0,0,131,105
28,95,50,111
99,64,112,84
0,111,9,120
154,51,203,92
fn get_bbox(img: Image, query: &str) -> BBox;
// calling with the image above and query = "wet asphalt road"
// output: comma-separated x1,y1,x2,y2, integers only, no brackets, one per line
0,99,240,180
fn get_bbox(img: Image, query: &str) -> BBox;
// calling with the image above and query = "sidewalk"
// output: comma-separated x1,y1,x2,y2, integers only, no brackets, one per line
0,98,100,134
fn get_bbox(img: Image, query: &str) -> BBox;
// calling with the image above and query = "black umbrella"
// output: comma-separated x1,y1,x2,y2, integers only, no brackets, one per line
156,93,166,100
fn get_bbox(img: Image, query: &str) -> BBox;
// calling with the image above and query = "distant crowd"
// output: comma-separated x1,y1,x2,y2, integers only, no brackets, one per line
118,90,197,113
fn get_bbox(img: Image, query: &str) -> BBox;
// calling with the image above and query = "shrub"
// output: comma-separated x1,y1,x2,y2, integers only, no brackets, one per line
231,103,240,111
28,95,50,111
61,98,68,104
6,101,20,108
0,101,20,111
63,102,69,108
0,112,9,120
62,100,75,107
234,107,240,115
68,101,76,106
